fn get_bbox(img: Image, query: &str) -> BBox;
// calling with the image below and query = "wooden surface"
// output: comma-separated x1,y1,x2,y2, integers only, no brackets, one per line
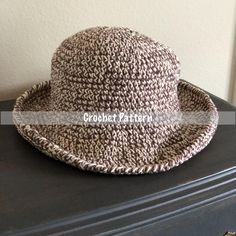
0,96,236,236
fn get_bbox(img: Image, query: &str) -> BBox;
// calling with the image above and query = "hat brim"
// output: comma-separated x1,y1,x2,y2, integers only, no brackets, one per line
13,80,218,175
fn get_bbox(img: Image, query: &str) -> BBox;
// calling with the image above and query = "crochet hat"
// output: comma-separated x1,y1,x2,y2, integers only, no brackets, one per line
13,27,218,175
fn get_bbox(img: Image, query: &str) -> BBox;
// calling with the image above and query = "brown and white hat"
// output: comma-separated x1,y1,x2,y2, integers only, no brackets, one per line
13,27,218,175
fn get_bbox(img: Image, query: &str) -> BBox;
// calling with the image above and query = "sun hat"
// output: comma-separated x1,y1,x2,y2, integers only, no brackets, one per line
13,27,218,175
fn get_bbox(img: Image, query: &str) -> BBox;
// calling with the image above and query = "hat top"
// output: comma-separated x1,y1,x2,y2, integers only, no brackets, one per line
56,27,179,74
50,27,180,112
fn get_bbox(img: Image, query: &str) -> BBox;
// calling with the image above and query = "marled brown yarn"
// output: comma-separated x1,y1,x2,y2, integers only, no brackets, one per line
13,27,218,175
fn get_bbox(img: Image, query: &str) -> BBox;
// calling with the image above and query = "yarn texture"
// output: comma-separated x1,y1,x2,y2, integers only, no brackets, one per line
13,27,218,175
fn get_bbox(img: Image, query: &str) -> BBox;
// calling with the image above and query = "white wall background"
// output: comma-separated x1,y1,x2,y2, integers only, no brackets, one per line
0,0,236,104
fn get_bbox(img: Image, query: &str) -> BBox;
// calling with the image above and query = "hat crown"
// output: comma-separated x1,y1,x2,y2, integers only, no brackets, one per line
50,27,180,111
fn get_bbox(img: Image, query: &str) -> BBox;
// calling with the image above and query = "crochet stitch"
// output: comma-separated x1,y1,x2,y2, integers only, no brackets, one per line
13,27,218,175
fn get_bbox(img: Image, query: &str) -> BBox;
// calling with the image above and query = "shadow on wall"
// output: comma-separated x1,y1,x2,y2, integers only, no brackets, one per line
0,3,51,101
228,4,236,106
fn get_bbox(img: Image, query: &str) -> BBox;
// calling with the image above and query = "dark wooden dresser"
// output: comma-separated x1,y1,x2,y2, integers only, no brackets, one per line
0,96,236,236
